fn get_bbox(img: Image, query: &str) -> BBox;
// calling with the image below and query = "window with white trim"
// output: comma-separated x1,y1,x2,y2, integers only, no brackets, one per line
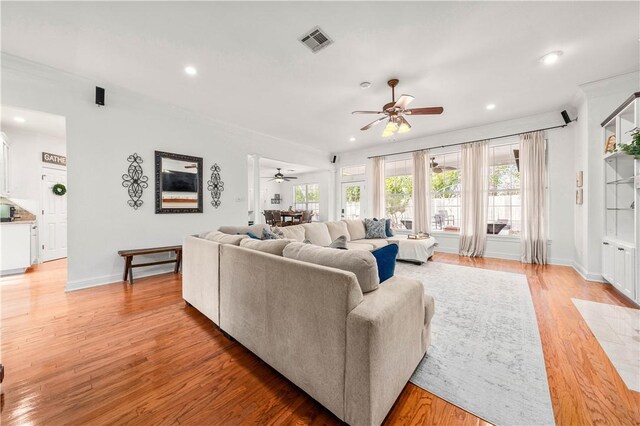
293,183,320,220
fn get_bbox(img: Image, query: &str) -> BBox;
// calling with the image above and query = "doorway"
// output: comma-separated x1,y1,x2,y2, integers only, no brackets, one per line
341,181,365,219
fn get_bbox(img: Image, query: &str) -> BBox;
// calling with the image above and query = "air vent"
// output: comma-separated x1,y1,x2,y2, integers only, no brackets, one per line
299,26,333,53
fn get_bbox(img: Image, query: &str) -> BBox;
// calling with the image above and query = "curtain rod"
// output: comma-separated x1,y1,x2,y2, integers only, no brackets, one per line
366,122,569,159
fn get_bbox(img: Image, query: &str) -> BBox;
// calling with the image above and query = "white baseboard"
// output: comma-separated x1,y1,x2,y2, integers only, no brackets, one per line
433,248,575,267
66,264,176,291
571,262,606,283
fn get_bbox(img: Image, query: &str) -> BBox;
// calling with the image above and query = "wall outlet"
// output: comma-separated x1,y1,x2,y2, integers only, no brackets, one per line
234,196,245,202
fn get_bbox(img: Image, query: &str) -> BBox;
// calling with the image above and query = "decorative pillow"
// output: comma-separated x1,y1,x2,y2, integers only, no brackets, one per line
262,228,282,240
371,243,399,283
364,218,386,239
328,235,348,250
271,226,286,239
283,242,379,293
203,231,248,246
240,238,292,256
302,239,312,244
384,218,394,237
280,225,306,242
245,232,261,240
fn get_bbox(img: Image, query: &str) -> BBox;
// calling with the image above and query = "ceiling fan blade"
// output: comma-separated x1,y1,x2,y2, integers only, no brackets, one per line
405,107,444,115
394,94,414,110
352,110,385,115
361,116,387,131
284,177,298,180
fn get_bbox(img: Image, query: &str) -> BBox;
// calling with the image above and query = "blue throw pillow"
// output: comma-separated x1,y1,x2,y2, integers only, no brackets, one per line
262,228,279,240
384,218,394,237
246,232,261,240
371,243,398,283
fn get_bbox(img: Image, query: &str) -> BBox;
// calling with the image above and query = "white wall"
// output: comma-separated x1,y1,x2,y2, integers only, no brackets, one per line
3,126,66,213
2,54,331,290
573,72,639,281
336,111,578,265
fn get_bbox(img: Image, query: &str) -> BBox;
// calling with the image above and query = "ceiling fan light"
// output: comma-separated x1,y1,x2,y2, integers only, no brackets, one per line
398,122,411,133
275,177,284,183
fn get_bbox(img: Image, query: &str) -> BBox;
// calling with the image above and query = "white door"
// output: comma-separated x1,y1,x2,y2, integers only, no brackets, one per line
41,168,67,261
341,181,365,219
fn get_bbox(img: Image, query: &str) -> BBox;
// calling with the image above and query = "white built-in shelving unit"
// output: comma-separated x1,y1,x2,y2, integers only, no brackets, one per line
602,92,639,304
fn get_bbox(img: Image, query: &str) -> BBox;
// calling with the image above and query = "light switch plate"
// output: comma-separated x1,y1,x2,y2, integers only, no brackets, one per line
635,175,640,189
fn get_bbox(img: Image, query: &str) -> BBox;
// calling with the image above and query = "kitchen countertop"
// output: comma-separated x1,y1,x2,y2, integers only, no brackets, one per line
1,220,36,225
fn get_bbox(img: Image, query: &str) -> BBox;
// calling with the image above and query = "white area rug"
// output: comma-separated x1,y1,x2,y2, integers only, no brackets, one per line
395,261,555,426
572,298,640,392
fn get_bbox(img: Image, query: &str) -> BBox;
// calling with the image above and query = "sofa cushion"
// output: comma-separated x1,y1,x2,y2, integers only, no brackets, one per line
364,218,387,239
283,242,380,293
302,223,332,246
342,219,366,241
371,243,398,283
326,221,351,242
346,242,374,251
328,235,348,250
280,225,306,242
218,224,268,236
203,231,248,246
349,239,389,249
240,238,292,256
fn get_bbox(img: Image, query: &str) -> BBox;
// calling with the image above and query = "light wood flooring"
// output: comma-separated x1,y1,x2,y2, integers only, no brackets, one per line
1,255,638,425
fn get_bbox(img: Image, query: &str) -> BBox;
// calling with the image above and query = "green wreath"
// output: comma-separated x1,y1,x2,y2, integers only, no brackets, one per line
52,183,67,196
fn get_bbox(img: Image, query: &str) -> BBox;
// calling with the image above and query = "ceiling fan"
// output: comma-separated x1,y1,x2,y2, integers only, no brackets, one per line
352,79,444,137
430,157,456,174
263,168,298,183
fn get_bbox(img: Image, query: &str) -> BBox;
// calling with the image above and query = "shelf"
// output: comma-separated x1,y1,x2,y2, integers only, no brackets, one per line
606,176,635,184
603,151,633,160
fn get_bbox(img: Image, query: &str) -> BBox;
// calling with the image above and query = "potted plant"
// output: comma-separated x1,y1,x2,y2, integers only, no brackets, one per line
620,129,640,159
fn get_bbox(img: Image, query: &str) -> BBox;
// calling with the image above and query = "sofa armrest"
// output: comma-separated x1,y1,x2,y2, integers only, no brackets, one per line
345,276,428,426
182,235,221,325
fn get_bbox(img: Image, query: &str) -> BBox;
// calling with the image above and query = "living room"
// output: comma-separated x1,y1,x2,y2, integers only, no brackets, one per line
1,2,639,425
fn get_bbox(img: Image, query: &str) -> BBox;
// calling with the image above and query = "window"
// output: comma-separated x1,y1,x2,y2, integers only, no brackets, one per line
487,143,520,236
430,152,461,233
341,165,365,177
385,159,413,230
293,183,320,220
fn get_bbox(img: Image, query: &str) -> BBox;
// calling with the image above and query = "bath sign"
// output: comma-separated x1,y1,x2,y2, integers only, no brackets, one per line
42,152,66,166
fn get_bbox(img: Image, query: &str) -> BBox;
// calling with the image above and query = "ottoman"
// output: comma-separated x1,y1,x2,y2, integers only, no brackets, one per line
388,235,438,264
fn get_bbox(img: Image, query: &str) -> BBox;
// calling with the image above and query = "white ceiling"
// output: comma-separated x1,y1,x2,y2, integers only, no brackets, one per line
2,2,638,154
248,157,320,177
1,105,67,140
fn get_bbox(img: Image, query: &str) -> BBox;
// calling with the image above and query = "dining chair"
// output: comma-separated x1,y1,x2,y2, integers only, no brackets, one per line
302,210,312,223
264,210,274,225
272,211,282,227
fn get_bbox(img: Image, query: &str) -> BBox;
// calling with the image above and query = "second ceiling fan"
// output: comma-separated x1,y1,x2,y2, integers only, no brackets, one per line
352,79,443,137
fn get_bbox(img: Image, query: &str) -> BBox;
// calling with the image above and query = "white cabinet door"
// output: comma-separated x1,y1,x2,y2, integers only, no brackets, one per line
602,241,614,283
622,248,635,300
1,224,31,274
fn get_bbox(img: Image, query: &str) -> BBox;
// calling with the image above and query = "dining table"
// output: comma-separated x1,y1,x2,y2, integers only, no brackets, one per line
280,211,303,225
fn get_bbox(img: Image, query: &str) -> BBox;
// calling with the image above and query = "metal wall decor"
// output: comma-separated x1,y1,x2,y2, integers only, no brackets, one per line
207,163,224,208
122,153,148,210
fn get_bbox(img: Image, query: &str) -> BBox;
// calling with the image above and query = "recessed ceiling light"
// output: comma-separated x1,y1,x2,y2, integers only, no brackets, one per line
486,104,496,110
184,65,197,76
13,116,25,123
539,51,563,65
360,81,371,89
349,137,356,142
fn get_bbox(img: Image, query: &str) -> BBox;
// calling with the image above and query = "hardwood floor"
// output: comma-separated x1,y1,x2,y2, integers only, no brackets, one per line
1,255,638,425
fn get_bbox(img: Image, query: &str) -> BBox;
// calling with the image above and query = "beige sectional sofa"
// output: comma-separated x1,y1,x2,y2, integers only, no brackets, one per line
182,220,435,426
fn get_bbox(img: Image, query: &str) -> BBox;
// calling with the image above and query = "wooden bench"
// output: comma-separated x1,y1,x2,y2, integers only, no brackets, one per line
117,245,182,284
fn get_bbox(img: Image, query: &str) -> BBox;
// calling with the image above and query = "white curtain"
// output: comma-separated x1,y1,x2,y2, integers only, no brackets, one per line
371,156,385,218
412,150,431,233
520,131,547,264
459,141,489,257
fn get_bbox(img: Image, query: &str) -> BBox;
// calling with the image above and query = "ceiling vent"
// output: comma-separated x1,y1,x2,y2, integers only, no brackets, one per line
299,26,333,53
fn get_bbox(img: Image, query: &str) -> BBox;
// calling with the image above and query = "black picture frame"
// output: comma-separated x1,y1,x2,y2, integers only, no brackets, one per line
155,150,203,214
